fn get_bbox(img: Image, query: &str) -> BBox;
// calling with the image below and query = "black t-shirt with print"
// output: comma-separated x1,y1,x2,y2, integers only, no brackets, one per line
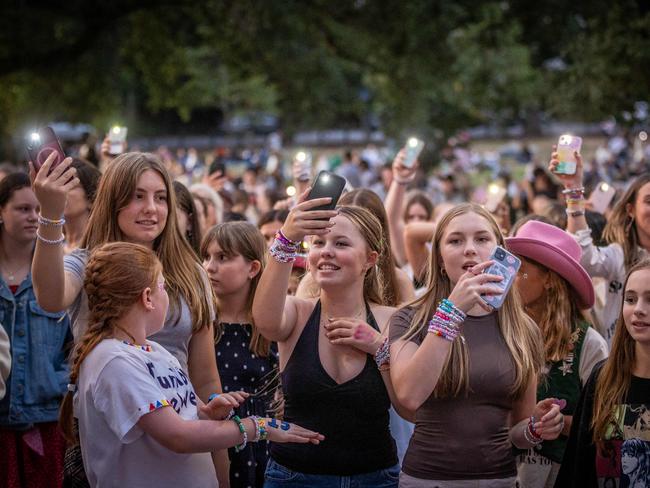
555,360,650,487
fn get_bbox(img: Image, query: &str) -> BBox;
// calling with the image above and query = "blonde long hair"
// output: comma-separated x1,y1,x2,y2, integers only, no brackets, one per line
59,242,162,443
200,222,272,357
339,190,401,305
602,173,650,269
592,259,650,445
528,263,586,363
81,152,211,331
400,203,543,398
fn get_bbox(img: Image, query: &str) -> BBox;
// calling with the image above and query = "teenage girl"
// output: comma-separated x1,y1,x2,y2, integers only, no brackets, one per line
253,196,408,487
550,151,650,345
202,221,279,487
556,259,650,487
60,242,322,487
507,220,609,487
0,173,72,487
390,203,564,486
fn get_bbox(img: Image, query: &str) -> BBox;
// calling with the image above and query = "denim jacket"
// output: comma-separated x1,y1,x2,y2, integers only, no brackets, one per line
0,273,71,427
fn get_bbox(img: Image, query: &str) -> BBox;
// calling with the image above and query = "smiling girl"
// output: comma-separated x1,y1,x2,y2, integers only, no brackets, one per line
556,259,650,487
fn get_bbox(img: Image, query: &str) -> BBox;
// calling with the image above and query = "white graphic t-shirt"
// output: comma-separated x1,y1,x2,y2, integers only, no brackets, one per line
75,339,217,488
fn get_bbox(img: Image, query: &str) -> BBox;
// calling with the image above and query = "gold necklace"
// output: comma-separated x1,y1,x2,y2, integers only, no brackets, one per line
322,305,366,323
2,262,28,283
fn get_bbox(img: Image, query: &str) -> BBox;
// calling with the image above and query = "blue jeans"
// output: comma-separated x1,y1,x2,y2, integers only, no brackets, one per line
264,459,400,488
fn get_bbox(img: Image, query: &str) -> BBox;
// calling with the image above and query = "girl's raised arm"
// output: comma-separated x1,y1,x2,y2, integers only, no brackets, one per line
30,155,83,312
252,192,336,342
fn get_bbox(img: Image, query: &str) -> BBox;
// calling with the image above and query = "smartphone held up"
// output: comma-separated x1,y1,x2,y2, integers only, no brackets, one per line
480,246,521,310
402,137,424,168
26,127,66,174
555,134,582,175
108,126,128,156
306,171,346,213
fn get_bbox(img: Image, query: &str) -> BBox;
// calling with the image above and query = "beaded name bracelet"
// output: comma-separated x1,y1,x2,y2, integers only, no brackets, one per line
36,231,65,245
440,298,467,322
38,214,65,227
231,415,248,452
374,336,390,371
252,416,269,442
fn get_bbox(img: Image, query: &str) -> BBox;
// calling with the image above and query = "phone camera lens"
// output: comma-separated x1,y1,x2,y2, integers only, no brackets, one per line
496,249,505,259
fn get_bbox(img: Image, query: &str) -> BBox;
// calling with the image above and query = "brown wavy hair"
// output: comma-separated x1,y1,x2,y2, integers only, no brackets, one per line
339,189,401,305
602,173,650,269
399,203,543,398
201,222,271,357
59,242,162,443
81,152,211,331
592,259,650,446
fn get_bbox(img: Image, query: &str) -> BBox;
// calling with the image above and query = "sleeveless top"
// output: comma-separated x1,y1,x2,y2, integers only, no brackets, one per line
270,300,397,475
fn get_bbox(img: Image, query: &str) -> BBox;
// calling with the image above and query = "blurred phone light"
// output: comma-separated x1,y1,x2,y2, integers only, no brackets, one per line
295,151,307,162
111,125,122,134
600,183,610,192
30,132,40,142
488,183,502,194
301,241,310,251
640,131,648,142
407,137,419,147
286,186,297,197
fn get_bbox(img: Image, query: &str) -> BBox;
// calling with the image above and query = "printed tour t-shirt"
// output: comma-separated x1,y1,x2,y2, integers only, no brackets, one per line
555,361,650,487
75,339,217,488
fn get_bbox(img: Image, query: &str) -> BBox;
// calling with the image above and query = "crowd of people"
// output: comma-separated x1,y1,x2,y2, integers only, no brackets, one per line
0,128,648,488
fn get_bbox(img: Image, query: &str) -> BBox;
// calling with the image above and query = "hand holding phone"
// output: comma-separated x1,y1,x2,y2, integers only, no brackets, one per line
26,127,66,174
480,246,521,310
402,138,424,168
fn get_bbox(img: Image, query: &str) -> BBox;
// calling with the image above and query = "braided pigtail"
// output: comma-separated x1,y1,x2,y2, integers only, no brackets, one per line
59,242,162,444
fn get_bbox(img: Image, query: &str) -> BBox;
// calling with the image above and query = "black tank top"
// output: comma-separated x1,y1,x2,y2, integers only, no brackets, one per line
271,300,397,475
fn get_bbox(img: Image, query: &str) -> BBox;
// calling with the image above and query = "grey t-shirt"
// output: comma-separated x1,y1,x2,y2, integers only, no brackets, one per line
389,306,518,481
64,248,214,373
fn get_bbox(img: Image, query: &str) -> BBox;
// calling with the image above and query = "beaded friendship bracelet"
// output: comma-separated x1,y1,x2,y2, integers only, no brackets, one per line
252,416,269,442
38,214,65,227
36,231,65,245
231,415,248,452
524,417,543,446
275,229,301,248
566,209,586,218
561,186,585,195
374,336,390,371
428,299,466,342
269,239,299,263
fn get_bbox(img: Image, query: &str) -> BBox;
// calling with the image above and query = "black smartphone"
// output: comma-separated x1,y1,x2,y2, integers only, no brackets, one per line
26,127,66,174
306,171,346,212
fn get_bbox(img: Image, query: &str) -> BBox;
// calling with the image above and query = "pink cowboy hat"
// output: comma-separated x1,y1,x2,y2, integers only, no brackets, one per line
505,221,594,309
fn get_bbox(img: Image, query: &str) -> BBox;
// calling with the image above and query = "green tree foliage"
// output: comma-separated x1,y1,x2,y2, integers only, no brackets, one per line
0,0,648,156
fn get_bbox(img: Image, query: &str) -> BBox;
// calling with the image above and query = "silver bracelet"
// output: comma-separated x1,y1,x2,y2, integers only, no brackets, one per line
566,209,586,217
38,214,65,227
36,231,65,245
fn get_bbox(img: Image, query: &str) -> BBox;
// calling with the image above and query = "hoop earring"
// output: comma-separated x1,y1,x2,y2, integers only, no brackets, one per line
440,267,447,277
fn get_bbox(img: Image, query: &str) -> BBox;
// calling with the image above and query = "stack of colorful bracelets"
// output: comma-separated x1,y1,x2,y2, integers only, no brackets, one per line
427,298,466,342
523,416,544,446
270,229,301,263
36,213,66,245
374,336,390,371
230,415,271,452
563,186,585,218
